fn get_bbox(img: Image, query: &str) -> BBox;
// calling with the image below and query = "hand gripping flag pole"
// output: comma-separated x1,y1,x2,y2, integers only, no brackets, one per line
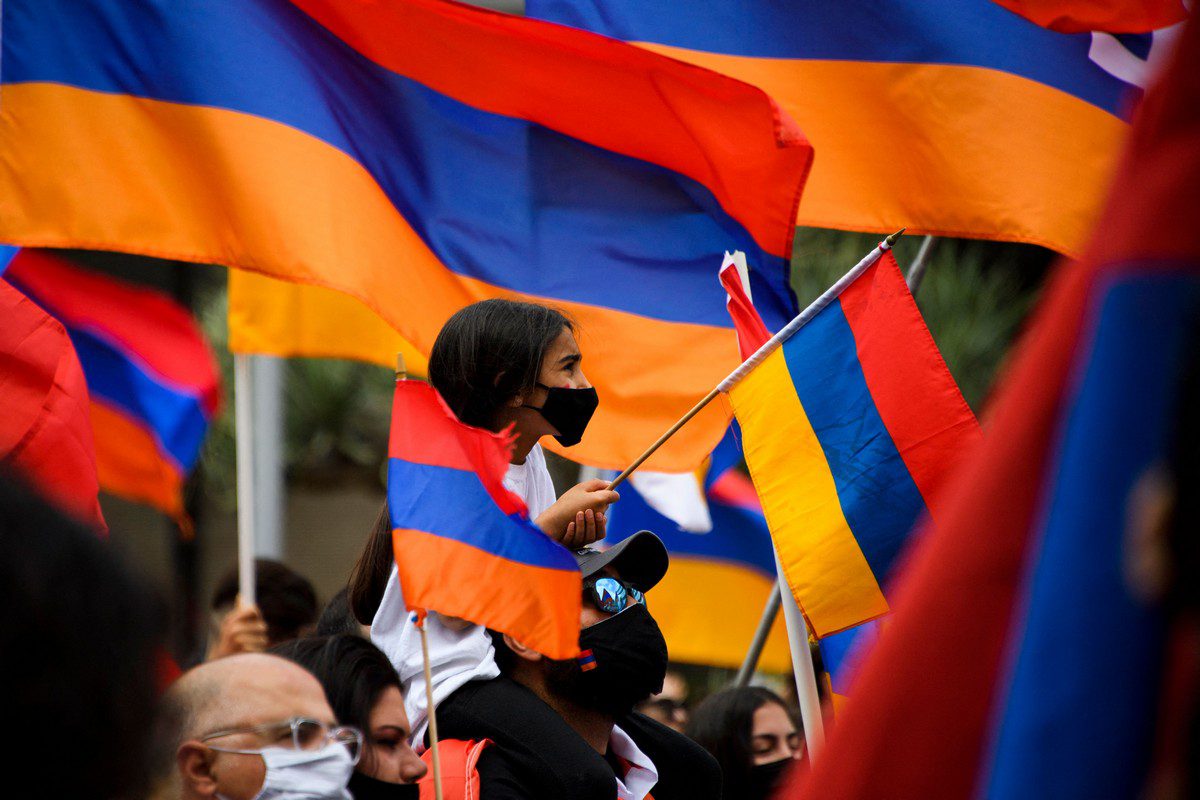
607,229,905,492
395,352,445,800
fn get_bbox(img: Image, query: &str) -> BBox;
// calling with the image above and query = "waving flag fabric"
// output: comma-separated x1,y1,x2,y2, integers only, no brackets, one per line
728,247,980,637
527,0,1175,255
0,0,812,473
990,0,1188,33
388,379,581,660
606,428,790,672
6,250,220,525
798,12,1200,799
227,271,429,378
0,277,105,532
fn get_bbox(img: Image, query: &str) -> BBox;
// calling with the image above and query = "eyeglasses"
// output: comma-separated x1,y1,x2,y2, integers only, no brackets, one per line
584,576,646,614
201,716,363,764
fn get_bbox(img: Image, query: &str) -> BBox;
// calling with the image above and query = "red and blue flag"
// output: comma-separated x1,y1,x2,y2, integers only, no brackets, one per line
727,247,982,637
0,0,812,474
799,11,1200,799
527,0,1179,255
5,250,220,526
387,379,581,660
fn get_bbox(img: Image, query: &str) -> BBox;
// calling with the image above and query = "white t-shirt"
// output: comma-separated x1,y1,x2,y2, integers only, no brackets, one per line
371,443,558,746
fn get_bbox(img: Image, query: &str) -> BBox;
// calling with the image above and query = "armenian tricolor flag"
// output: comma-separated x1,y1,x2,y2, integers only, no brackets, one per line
0,0,812,474
527,0,1181,256
387,378,581,660
726,245,980,637
798,12,1200,799
5,250,220,527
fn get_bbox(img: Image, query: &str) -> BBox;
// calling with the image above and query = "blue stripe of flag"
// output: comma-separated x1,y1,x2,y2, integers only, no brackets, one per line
526,0,1139,117
982,270,1200,799
69,327,210,471
388,458,580,572
782,299,927,583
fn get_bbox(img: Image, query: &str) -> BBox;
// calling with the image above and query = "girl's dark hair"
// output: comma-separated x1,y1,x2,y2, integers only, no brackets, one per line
349,503,393,626
685,687,798,798
429,299,572,430
271,634,402,773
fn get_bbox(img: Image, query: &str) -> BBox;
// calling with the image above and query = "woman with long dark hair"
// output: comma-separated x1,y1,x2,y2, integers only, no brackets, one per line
686,687,803,800
273,635,427,798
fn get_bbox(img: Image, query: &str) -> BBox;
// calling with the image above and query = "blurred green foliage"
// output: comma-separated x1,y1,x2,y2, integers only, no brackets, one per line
197,228,1043,504
791,228,1040,411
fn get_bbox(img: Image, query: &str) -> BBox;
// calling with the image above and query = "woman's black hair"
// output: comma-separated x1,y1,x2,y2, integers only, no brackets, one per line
349,503,393,626
271,634,402,774
684,686,798,799
429,299,573,431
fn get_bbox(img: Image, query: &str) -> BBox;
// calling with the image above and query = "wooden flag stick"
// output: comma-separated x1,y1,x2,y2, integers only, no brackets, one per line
418,615,444,800
607,230,904,491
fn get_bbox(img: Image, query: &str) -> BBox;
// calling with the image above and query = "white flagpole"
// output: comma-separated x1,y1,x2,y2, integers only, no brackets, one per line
773,551,826,761
234,353,257,605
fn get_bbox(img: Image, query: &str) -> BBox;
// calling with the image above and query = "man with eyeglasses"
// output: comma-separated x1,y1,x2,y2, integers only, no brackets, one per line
166,653,362,800
436,530,721,800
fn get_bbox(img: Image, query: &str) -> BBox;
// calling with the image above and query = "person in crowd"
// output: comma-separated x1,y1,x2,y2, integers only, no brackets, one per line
1,470,169,800
167,652,361,800
273,634,428,797
637,669,691,733
441,532,722,800
349,299,623,799
686,686,803,800
318,587,369,638
206,558,320,661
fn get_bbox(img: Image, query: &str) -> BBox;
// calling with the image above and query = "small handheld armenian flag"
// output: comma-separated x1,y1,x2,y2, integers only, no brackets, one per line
718,240,981,638
386,377,581,660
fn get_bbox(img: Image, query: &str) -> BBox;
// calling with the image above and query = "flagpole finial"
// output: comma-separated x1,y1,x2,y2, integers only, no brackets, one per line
395,353,408,381
884,228,906,248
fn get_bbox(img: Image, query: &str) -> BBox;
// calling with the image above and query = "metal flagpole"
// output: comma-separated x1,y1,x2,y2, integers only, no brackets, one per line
773,550,826,761
905,235,937,293
734,583,782,686
234,353,257,605
251,354,285,559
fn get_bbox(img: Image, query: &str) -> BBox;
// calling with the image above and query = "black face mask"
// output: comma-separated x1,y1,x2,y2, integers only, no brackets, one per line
348,771,420,800
527,383,598,447
747,756,794,800
544,603,668,718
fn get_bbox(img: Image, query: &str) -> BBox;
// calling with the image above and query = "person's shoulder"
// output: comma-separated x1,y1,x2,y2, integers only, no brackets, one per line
475,746,534,800
621,712,722,800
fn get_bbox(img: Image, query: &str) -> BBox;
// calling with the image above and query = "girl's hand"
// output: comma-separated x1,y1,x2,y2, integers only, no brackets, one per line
536,479,619,548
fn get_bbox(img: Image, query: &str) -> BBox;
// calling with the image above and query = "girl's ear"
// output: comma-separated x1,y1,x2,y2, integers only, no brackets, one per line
502,633,544,663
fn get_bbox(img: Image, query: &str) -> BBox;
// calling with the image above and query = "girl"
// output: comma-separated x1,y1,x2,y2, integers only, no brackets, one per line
349,300,621,797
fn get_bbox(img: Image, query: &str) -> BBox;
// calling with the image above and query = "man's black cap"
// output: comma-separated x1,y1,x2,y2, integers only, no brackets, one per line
574,531,669,593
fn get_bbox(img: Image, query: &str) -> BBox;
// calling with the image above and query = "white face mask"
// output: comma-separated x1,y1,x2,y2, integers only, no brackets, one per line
237,743,356,800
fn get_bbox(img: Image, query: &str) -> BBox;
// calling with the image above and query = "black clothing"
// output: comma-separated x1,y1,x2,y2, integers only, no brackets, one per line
439,677,721,800
348,771,420,800
617,712,722,800
438,677,614,800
